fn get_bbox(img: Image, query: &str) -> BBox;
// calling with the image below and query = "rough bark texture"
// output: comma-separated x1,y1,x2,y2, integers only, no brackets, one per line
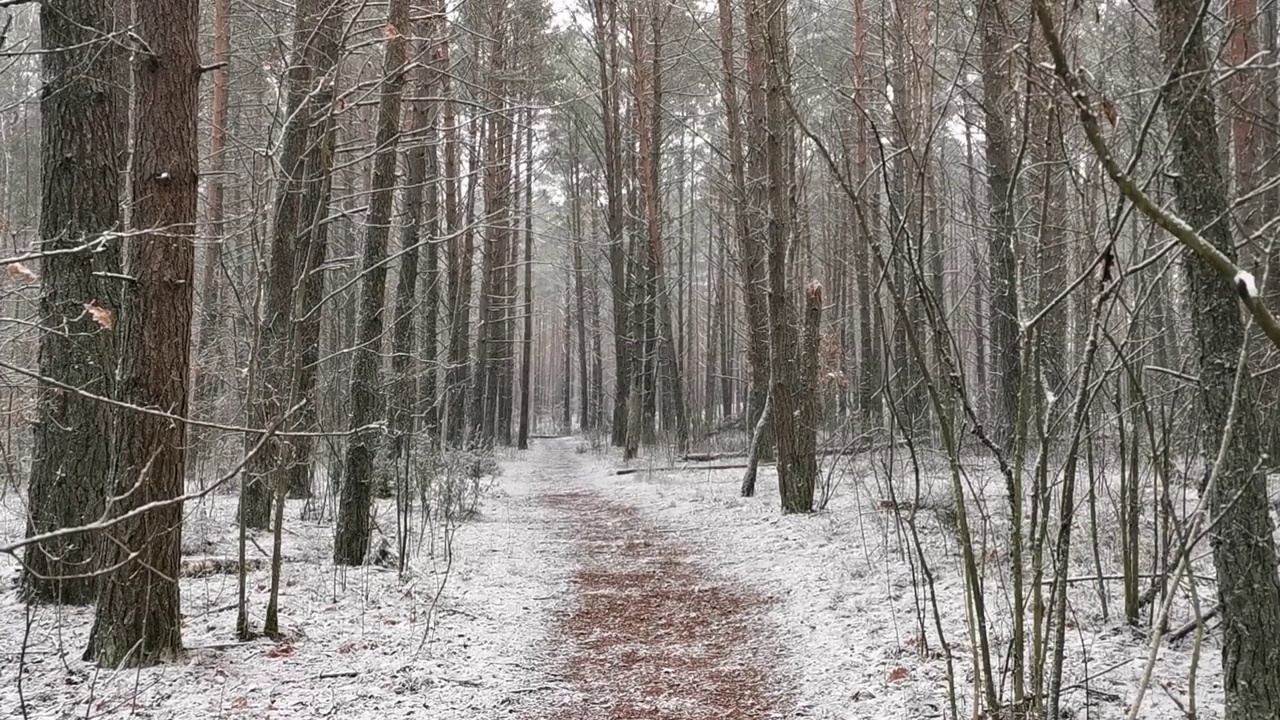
389,1,442,467
748,0,811,513
335,0,411,565
591,0,631,448
1154,1,1280,717
444,110,475,447
716,0,771,456
23,0,123,604
243,0,345,528
191,0,230,459
89,0,199,666
631,0,688,451
518,114,535,449
978,0,1020,449
472,4,513,447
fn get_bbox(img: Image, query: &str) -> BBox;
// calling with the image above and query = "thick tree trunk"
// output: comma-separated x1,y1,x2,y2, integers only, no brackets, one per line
334,0,411,565
444,113,476,446
748,0,813,512
283,59,342,501
390,1,443,466
89,0,199,665
23,0,124,604
472,20,513,446
1154,2,1280,717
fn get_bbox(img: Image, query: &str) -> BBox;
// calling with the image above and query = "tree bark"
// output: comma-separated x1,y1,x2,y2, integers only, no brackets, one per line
89,0,199,665
191,0,230,461
978,0,1020,449
334,0,411,565
1153,2,1280,717
23,0,124,604
631,0,688,451
390,0,444,468
518,110,535,449
242,0,345,528
591,0,631,447
443,83,474,447
719,0,771,457
747,0,812,512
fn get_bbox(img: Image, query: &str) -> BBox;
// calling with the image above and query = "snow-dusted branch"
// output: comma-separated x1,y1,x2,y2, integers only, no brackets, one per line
1030,0,1280,353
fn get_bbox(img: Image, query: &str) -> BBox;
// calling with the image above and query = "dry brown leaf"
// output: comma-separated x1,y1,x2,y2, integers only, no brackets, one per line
265,643,294,658
5,262,37,283
83,301,114,330
887,666,910,682
1101,97,1119,127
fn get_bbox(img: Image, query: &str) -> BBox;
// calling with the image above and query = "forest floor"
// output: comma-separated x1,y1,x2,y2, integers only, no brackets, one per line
1,436,1223,718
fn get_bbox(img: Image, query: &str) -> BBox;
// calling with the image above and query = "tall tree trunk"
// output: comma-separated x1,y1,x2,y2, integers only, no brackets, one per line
242,0,345,529
88,0,199,665
283,31,343,501
570,140,592,431
747,0,812,511
591,0,630,447
390,0,444,468
192,0,230,458
334,0,411,565
386,0,442,491
472,10,513,447
562,276,574,432
631,0,688,451
1228,0,1280,463
444,105,475,447
1152,2,1280,717
518,111,535,449
23,0,124,604
717,0,771,455
978,0,1020,449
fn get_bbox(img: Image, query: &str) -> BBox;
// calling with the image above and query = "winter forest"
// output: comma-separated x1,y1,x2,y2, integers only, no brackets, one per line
2,0,1280,717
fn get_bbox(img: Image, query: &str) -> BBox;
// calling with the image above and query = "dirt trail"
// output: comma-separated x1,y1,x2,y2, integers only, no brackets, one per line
535,442,783,719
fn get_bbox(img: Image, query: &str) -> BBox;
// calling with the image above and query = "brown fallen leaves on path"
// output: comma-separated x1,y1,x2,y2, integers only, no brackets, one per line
541,489,783,719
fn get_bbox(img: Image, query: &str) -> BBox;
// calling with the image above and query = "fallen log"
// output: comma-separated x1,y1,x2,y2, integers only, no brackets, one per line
678,441,899,464
1168,605,1220,643
615,462,769,476
181,556,267,578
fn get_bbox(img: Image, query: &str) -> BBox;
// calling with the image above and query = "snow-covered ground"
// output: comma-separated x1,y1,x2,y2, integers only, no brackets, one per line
0,451,575,718
596,446,1226,720
1,437,1228,718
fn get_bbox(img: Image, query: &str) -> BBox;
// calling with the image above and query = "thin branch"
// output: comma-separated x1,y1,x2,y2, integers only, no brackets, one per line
1030,0,1280,352
1,405,299,557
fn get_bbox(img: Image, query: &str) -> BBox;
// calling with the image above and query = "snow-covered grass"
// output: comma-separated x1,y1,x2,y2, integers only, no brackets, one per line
0,451,574,719
596,448,1227,720
0,437,1247,719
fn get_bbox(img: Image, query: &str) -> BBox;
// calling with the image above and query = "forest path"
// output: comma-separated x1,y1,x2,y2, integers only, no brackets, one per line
529,438,785,719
